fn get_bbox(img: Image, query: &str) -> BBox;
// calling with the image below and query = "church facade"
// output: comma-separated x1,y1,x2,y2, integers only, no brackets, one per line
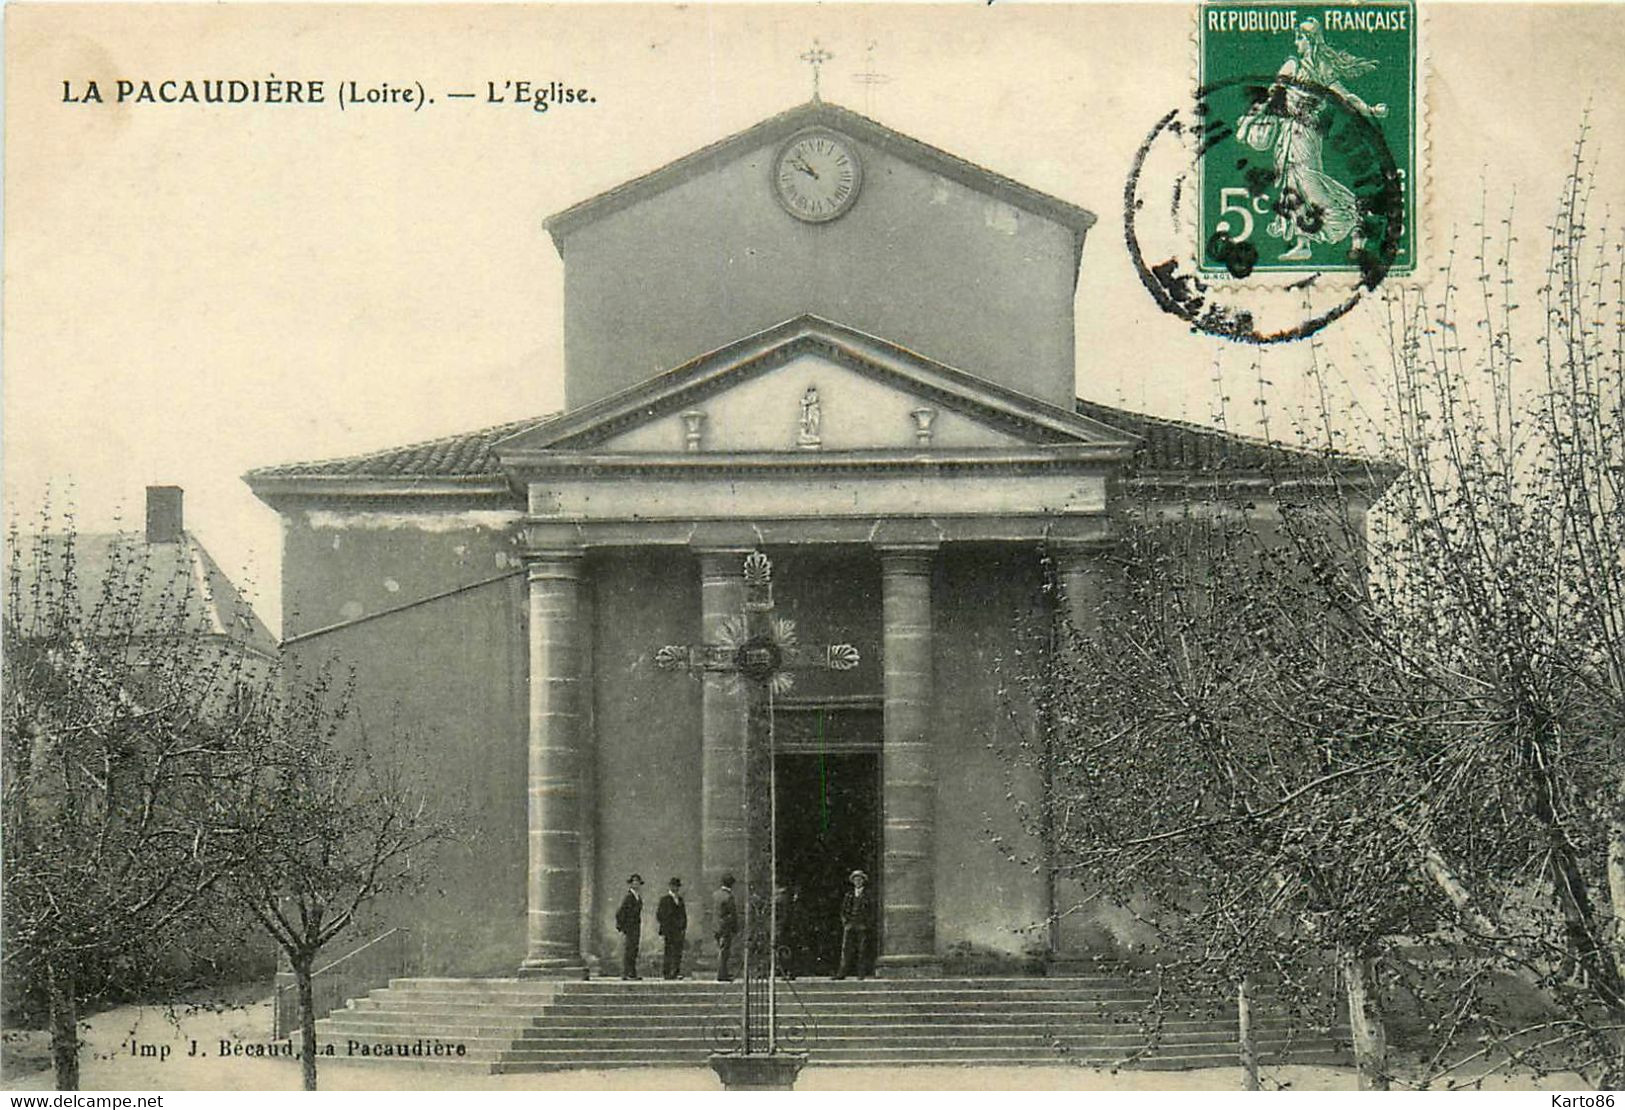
247,100,1340,978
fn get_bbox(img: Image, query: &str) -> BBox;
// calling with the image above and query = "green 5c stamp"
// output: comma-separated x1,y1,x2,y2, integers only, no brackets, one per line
1199,1,1416,276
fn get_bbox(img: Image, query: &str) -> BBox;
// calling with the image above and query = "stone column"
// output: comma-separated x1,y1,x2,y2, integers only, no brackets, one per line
698,549,750,950
1048,541,1113,965
519,552,589,977
879,546,938,972
1053,542,1111,635
577,577,599,968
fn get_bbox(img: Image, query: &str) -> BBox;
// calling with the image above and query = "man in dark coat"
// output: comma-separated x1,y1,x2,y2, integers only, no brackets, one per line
615,873,644,980
656,877,688,979
835,869,876,979
713,874,739,982
773,884,798,980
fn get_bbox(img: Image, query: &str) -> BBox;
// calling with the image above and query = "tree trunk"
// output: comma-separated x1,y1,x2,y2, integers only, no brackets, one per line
46,960,80,1091
1607,814,1625,985
1238,975,1260,1091
1525,728,1625,1011
1340,951,1388,1091
1547,836,1625,1007
1399,818,1500,937
294,956,319,1091
1599,1032,1625,1092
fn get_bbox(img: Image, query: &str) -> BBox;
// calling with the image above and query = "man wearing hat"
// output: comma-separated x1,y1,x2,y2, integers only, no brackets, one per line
615,874,645,980
656,877,688,979
835,869,876,979
713,874,739,982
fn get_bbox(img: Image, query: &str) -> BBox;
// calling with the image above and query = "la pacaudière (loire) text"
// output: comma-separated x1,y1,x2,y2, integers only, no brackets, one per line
59,77,593,109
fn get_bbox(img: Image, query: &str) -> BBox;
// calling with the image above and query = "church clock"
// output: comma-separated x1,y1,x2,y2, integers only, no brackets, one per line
772,128,863,223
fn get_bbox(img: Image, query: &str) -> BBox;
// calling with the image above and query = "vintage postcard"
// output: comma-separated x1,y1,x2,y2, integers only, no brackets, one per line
5,1,1624,1099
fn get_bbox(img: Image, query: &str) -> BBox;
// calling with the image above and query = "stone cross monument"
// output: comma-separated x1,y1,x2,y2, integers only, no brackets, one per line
655,549,860,1088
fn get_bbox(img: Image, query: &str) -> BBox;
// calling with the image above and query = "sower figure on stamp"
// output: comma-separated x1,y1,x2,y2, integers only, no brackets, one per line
1237,18,1388,262
713,874,739,982
835,869,876,979
657,877,688,980
615,873,644,980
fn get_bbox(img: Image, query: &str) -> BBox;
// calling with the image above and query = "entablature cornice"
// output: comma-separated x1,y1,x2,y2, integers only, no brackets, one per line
242,475,518,512
1127,468,1394,518
501,444,1132,480
517,514,1115,552
1129,468,1395,496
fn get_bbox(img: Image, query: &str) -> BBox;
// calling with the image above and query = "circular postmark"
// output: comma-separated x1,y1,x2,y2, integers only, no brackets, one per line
1125,73,1405,343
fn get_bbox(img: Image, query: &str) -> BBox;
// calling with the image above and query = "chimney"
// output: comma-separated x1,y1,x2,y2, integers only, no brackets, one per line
145,486,184,544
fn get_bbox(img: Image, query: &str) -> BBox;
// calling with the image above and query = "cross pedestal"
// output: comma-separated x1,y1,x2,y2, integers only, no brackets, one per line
708,1051,808,1090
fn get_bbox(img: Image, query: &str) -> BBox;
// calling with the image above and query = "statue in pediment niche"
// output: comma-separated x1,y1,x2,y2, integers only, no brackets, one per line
797,385,822,449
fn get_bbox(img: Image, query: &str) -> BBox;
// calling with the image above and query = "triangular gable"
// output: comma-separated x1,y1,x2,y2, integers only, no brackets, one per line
494,315,1138,458
543,100,1097,259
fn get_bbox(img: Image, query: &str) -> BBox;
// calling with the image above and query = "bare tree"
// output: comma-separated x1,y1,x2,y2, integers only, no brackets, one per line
1293,127,1625,1087
2,515,257,1090
1005,126,1623,1091
1004,499,1418,1090
207,663,454,1091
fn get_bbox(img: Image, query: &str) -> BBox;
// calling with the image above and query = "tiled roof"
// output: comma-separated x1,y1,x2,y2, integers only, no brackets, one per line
246,415,558,480
7,532,278,657
1072,397,1351,475
246,400,1366,481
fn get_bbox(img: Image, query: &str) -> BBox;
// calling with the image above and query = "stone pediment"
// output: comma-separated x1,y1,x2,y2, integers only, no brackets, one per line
543,100,1097,256
494,316,1136,461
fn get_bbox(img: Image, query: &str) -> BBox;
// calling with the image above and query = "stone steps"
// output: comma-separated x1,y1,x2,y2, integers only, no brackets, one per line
349,1002,1170,1018
501,1035,1307,1053
312,975,1348,1074
325,1018,1318,1039
324,1022,1314,1044
538,989,1156,1002
565,981,1137,988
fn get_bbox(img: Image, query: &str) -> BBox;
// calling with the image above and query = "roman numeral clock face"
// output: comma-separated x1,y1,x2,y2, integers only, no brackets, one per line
773,129,863,223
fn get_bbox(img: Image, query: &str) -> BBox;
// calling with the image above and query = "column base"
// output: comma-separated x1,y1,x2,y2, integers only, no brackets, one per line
876,955,944,978
709,1052,808,1090
517,959,591,980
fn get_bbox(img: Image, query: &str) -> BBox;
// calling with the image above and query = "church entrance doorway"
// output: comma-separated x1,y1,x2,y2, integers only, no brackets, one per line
772,705,882,977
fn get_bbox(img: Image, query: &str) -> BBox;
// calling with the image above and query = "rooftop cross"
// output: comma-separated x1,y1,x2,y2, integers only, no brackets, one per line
852,40,893,114
799,41,834,102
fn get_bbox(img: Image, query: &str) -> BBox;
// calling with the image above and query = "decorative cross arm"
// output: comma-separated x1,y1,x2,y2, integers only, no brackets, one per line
654,640,860,680
652,551,859,692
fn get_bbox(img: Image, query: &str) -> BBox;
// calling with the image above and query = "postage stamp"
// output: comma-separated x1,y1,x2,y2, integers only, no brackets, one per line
1197,0,1417,277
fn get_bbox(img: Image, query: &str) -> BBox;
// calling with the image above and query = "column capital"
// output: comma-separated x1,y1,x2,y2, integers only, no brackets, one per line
878,545,937,576
524,549,585,582
696,548,757,589
1047,539,1115,570
869,518,944,548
